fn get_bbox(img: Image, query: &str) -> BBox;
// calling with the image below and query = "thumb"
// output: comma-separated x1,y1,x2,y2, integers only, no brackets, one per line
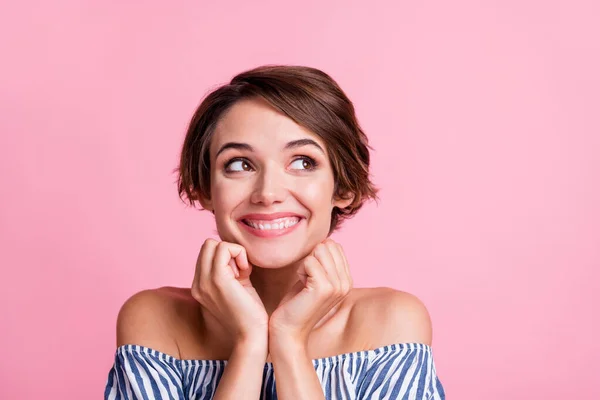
236,260,253,281
228,258,241,278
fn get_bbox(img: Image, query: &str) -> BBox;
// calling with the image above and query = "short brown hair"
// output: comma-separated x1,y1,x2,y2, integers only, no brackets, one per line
176,65,379,234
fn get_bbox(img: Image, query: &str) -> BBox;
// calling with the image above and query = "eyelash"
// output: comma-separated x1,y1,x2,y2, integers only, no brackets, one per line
223,156,319,173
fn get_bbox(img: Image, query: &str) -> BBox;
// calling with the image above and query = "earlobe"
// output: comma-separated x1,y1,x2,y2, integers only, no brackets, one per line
333,192,355,209
199,195,214,213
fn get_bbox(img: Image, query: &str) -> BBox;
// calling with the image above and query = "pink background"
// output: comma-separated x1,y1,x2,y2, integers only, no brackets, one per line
1,1,599,399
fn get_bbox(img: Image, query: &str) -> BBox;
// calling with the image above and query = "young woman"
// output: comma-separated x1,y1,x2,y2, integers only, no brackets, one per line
105,65,446,399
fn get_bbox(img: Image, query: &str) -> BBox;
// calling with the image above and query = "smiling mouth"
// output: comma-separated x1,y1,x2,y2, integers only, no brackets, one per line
242,216,301,231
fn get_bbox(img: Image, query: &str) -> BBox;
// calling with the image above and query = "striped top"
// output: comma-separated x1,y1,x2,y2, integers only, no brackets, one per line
105,342,445,399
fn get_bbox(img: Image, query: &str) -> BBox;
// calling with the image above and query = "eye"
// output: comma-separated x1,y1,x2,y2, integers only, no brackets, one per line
290,156,318,171
224,158,253,173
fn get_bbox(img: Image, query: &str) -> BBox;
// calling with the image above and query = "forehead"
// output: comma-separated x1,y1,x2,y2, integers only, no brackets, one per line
210,98,326,152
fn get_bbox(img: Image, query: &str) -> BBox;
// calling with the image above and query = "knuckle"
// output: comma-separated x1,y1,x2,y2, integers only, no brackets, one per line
198,280,211,294
346,279,353,292
211,273,226,288
341,282,351,293
214,243,229,257
190,287,203,303
304,255,318,266
314,244,326,254
321,282,334,295
203,238,218,248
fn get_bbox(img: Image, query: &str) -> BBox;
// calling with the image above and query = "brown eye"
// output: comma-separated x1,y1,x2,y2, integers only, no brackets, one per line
290,156,317,171
225,158,253,172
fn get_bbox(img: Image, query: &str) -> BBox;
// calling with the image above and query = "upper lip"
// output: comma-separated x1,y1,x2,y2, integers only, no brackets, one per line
240,212,304,221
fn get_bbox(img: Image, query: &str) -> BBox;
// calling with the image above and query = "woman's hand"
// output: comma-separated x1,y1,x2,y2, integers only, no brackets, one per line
191,239,269,344
268,239,353,346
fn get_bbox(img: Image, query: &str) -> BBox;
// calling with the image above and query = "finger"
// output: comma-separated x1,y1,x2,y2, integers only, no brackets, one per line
223,242,250,271
213,242,249,281
192,238,218,299
296,262,308,286
303,255,333,293
338,243,353,287
330,242,353,291
228,258,240,278
337,243,349,274
313,241,341,288
231,244,252,280
325,240,345,277
198,239,218,281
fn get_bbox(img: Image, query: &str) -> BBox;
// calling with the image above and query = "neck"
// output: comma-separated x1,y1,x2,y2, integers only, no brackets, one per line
249,259,303,316
197,258,304,348
197,257,349,349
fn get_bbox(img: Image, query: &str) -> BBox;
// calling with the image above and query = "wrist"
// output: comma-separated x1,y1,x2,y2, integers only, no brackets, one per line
268,330,307,356
231,340,269,362
269,340,310,367
234,334,268,357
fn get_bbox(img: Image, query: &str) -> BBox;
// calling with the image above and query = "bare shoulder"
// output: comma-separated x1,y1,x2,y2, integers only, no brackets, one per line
347,287,433,347
115,286,198,357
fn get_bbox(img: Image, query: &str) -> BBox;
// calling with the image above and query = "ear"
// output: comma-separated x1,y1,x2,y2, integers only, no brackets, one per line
333,191,355,210
198,194,214,213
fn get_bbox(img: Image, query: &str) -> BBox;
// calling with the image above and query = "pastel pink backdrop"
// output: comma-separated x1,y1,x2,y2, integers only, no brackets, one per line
1,1,598,399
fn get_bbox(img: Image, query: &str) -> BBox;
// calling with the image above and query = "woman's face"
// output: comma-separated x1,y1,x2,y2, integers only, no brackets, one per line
202,98,352,268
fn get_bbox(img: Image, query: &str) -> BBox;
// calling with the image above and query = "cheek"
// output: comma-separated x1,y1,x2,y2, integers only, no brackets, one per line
210,179,241,240
297,178,335,213
211,178,246,208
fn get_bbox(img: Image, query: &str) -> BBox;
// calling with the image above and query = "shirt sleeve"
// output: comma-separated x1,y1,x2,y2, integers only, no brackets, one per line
355,343,446,400
104,345,185,400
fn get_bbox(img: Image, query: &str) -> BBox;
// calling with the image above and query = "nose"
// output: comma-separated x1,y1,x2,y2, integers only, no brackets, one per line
249,164,287,206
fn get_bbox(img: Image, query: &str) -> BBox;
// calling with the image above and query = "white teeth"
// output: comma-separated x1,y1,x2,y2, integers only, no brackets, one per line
245,217,300,231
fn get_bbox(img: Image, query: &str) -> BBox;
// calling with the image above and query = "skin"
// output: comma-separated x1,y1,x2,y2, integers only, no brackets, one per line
196,98,357,398
201,97,354,313
115,98,434,399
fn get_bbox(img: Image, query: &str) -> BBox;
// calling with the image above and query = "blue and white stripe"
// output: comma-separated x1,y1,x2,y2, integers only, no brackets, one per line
105,343,445,399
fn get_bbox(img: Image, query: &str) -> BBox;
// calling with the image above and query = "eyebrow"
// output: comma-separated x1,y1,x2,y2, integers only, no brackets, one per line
215,138,325,158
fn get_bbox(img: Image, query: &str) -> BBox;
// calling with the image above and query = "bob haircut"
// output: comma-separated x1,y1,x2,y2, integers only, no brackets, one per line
177,65,379,234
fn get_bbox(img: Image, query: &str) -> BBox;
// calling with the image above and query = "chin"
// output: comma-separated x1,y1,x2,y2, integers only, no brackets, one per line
246,248,306,269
